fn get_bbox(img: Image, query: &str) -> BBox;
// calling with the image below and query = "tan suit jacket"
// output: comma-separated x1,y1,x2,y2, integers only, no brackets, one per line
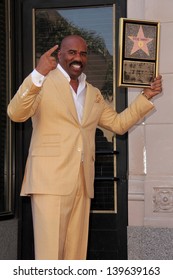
7,69,154,198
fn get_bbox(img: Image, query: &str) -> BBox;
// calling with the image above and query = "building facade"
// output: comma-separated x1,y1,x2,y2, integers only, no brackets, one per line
127,0,173,259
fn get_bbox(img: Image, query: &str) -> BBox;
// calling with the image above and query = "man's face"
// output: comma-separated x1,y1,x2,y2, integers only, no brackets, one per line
58,36,88,80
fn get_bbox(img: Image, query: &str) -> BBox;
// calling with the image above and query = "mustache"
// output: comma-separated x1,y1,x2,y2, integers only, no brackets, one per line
70,61,83,67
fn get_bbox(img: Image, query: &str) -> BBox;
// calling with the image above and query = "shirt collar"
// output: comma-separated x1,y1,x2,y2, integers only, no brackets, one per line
57,63,86,84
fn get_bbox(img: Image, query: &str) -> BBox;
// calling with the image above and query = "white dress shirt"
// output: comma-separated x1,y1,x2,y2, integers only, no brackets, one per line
31,64,87,123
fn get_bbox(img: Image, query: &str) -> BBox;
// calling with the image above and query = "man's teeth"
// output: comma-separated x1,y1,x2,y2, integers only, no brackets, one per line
72,64,81,69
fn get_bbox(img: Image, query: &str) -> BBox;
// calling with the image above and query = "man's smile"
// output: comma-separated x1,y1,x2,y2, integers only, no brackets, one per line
70,62,83,69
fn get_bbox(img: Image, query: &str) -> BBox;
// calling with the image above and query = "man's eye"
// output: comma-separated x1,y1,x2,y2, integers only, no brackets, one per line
68,50,87,57
81,52,87,57
69,50,76,55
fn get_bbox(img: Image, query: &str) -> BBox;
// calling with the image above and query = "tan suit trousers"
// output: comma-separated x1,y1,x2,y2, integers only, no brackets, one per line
31,164,91,260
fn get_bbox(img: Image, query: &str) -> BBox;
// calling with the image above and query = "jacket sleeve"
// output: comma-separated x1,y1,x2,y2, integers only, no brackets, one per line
7,74,42,122
98,94,154,135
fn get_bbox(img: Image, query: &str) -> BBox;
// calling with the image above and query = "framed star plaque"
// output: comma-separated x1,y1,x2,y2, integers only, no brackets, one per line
118,18,160,88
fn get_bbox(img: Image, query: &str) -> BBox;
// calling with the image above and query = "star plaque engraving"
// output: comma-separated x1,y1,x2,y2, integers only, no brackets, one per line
118,18,160,88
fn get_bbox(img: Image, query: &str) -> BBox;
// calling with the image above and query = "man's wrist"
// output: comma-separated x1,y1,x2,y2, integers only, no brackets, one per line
141,90,152,100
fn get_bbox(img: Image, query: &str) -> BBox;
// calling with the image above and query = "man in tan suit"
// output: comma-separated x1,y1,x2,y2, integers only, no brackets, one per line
7,35,162,260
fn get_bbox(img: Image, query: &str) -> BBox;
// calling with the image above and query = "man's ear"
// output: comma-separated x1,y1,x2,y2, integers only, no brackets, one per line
57,50,61,60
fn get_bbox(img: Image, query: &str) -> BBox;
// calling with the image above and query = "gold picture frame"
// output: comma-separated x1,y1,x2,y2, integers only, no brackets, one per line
118,18,160,88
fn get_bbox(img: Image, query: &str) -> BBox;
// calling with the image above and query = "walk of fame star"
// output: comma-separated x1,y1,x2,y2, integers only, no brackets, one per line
128,25,153,56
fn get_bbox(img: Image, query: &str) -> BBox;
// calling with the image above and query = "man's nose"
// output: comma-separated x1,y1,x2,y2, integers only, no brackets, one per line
74,52,82,59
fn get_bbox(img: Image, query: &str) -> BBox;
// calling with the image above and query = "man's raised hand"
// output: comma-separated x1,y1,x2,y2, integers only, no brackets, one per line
36,45,58,76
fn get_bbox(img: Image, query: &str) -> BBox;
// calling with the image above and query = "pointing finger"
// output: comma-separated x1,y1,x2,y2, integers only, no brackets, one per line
45,45,59,56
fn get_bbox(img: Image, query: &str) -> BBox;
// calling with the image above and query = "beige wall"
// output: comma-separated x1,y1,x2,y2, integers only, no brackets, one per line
127,0,173,228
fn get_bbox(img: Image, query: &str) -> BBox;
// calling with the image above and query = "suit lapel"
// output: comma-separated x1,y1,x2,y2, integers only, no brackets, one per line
49,69,79,123
82,82,96,125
